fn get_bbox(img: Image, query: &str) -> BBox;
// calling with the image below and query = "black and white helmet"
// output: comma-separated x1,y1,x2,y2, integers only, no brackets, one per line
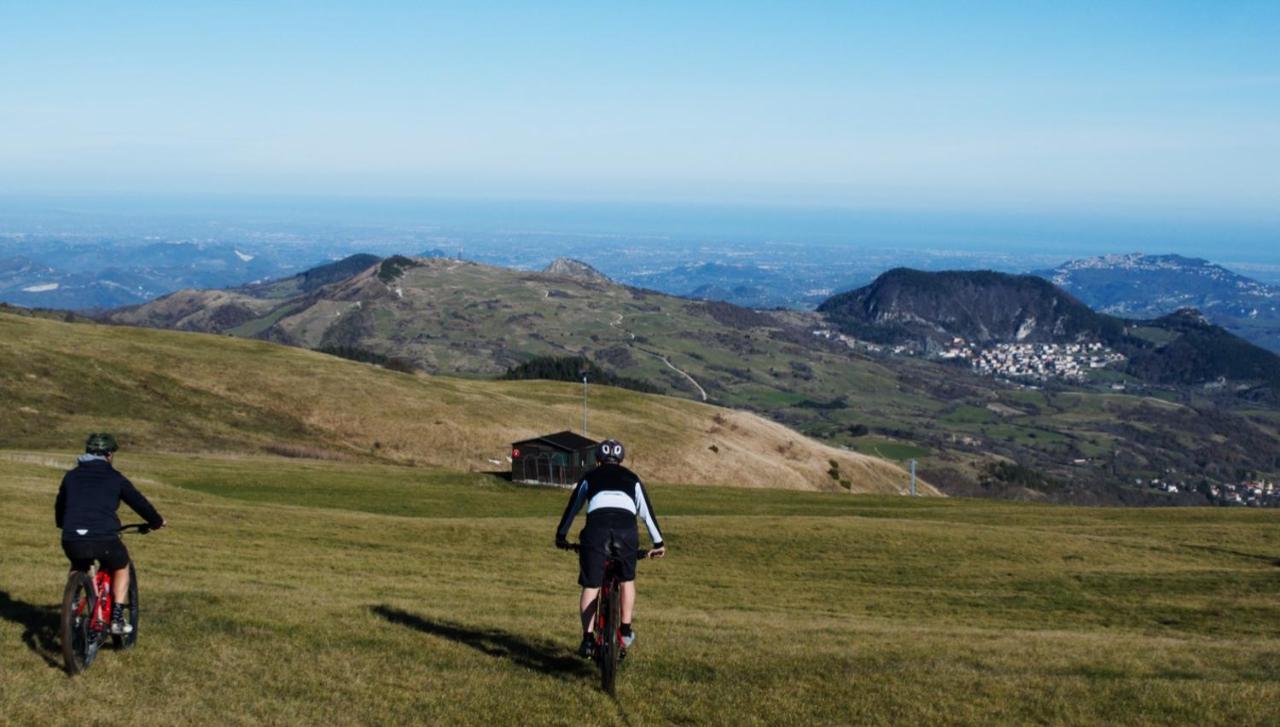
595,439,625,464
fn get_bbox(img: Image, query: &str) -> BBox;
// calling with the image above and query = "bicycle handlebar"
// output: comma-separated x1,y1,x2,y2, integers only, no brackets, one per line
118,523,154,535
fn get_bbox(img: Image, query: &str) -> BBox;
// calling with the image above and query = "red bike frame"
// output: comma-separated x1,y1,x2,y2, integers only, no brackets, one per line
594,559,624,653
82,569,114,635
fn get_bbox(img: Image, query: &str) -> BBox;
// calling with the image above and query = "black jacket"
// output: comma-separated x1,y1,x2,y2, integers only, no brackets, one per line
555,463,664,547
55,458,163,541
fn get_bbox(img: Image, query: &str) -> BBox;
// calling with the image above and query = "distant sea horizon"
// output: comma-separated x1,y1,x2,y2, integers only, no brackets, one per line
1,192,1277,274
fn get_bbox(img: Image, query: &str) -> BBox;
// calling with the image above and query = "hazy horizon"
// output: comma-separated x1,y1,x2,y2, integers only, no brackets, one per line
3,3,1278,223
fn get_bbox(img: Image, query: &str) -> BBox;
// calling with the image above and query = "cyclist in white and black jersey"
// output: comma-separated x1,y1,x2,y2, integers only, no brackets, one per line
556,439,666,657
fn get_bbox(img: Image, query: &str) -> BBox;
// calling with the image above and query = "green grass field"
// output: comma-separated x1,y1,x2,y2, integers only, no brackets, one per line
850,437,932,462
3,449,1278,725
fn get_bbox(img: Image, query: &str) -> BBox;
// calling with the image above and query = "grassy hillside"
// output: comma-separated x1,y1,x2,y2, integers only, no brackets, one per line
2,451,1278,723
104,257,1280,503
0,312,920,494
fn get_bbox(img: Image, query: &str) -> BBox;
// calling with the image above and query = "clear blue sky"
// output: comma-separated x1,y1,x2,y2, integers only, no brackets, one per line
1,2,1277,221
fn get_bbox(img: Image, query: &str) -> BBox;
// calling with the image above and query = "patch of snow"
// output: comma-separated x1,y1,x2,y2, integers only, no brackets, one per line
22,283,59,293
234,250,255,262
395,287,404,299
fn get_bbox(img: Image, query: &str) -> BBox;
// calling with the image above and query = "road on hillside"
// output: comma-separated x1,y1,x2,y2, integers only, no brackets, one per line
610,312,708,401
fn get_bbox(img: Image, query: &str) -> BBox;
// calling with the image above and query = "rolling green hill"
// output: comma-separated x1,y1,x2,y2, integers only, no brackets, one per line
0,312,919,494
102,257,1280,502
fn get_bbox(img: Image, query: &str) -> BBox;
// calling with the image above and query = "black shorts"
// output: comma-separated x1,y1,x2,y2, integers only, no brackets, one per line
578,518,639,588
62,538,130,572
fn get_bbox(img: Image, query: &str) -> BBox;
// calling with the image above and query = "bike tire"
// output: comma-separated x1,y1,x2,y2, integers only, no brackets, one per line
113,563,139,650
600,583,621,695
60,571,97,675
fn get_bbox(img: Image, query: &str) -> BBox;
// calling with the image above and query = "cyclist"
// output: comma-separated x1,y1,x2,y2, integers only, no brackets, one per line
55,433,166,635
555,438,666,658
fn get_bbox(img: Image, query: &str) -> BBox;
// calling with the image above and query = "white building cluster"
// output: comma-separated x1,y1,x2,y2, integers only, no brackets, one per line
1207,480,1278,507
814,329,1127,382
1145,477,1279,507
938,338,1124,382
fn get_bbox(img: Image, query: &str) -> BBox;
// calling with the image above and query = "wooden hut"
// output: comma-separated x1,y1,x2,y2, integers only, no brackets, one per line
511,431,598,485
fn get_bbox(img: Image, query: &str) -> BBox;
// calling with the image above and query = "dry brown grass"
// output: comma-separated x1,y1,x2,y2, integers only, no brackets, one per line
0,313,927,494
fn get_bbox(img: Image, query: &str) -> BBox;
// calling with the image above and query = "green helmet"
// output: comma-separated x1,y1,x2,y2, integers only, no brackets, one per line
84,432,119,455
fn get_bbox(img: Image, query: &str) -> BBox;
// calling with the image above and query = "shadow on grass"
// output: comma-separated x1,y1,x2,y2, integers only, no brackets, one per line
370,605,593,681
0,590,63,669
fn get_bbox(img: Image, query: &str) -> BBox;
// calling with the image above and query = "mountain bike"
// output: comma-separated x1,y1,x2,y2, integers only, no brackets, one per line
571,542,652,695
60,524,152,675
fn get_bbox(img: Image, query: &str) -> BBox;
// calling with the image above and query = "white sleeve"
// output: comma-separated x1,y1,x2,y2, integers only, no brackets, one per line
634,481,664,546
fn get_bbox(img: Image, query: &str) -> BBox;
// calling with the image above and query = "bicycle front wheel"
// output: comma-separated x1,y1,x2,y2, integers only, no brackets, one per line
600,584,621,695
60,571,98,675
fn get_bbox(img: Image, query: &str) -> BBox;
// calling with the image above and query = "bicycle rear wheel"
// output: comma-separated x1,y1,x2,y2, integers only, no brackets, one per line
113,563,139,650
60,571,98,675
600,582,621,695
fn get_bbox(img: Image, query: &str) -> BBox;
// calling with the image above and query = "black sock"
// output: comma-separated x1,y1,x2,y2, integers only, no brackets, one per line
111,603,124,620
621,623,632,637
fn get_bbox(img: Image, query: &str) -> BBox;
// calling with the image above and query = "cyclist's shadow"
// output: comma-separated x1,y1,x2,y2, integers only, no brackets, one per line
0,590,62,669
371,605,594,682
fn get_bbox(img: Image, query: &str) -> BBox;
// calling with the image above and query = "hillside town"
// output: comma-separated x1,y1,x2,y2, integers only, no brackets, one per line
1205,479,1279,507
939,339,1126,382
1143,476,1280,507
812,329,1129,382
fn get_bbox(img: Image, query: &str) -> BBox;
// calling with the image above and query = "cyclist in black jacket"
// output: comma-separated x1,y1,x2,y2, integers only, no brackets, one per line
55,433,166,635
556,439,666,657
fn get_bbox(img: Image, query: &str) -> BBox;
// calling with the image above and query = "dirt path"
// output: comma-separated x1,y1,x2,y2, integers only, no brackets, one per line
609,312,705,400
610,313,636,340
654,353,708,401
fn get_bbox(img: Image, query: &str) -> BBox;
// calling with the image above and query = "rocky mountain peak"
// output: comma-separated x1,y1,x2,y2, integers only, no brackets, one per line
817,268,1114,347
543,258,610,283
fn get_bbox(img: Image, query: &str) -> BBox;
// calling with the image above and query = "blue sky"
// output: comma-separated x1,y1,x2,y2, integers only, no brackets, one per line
1,2,1277,220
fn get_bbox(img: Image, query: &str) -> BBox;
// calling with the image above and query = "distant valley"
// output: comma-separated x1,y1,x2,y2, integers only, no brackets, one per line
0,241,309,309
102,254,1280,506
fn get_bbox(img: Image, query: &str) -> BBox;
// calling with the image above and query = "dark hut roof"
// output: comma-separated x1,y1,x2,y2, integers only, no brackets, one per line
512,431,597,452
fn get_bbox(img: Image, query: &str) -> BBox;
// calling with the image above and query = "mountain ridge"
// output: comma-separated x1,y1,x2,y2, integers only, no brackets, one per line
1036,253,1280,353
818,267,1280,391
817,268,1120,346
100,255,1280,504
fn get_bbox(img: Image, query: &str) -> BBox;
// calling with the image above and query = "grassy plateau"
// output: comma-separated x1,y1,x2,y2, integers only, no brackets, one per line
2,450,1279,725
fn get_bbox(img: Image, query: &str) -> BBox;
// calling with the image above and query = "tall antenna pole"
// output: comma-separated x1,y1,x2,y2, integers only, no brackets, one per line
582,371,588,437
